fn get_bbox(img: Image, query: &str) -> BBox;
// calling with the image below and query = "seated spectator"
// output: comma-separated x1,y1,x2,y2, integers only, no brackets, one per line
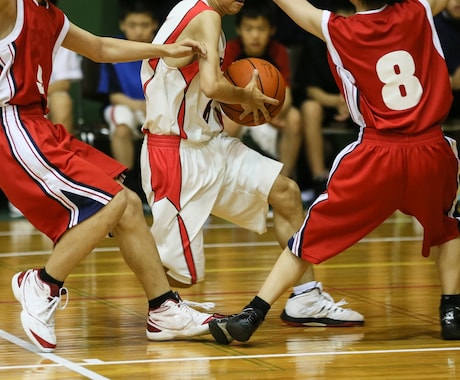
434,0,460,121
97,1,158,171
222,0,302,179
293,1,355,197
48,46,83,134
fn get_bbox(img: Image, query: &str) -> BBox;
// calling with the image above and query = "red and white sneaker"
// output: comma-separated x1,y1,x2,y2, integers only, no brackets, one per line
12,269,68,352
147,295,219,341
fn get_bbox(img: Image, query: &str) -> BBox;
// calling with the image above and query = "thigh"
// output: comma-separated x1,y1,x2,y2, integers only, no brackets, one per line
212,135,283,233
1,116,125,242
403,137,460,253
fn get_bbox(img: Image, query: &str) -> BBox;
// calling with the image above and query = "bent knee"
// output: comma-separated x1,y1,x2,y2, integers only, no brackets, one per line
269,175,301,208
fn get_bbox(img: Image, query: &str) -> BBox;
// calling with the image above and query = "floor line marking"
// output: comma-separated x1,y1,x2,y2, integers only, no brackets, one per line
0,346,459,370
0,329,109,380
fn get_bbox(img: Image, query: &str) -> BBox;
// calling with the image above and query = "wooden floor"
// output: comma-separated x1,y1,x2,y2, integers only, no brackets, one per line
0,211,459,379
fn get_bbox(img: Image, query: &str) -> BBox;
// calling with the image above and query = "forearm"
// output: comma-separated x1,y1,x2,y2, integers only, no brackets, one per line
307,87,341,108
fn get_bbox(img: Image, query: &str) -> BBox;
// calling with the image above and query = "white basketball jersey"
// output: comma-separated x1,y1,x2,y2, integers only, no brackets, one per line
141,0,225,142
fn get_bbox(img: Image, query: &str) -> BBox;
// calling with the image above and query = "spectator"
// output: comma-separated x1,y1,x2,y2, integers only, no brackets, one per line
294,1,355,197
98,1,159,171
222,0,302,178
48,47,83,133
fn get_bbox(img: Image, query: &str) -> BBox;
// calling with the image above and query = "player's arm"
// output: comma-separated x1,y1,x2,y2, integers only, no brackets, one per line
62,23,207,63
426,0,448,15
272,0,324,40
192,10,277,122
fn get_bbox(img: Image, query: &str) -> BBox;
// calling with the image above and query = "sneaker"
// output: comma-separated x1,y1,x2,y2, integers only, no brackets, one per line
209,307,263,344
280,283,364,327
12,269,68,352
147,295,220,341
440,305,460,340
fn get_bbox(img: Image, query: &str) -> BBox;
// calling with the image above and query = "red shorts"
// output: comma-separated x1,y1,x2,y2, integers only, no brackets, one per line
289,127,460,263
0,105,126,243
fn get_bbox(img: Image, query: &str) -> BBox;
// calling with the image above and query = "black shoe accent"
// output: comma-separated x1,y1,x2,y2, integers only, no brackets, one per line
209,317,234,345
440,305,460,340
226,308,263,342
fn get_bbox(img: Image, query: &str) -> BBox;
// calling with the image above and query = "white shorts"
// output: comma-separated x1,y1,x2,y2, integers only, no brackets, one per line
103,104,145,137
140,133,283,284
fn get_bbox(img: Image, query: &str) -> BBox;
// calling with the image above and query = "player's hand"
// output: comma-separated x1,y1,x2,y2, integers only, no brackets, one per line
334,96,350,122
240,70,278,125
166,38,208,58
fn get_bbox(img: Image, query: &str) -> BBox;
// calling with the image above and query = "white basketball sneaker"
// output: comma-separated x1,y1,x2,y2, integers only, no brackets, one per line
147,294,221,341
12,269,68,352
280,282,364,327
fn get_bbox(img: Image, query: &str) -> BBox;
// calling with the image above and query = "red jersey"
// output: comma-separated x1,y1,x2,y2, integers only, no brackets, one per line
222,39,291,87
0,0,68,111
324,0,452,133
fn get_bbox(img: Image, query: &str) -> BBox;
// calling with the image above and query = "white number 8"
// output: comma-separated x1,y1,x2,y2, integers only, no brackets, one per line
376,50,423,111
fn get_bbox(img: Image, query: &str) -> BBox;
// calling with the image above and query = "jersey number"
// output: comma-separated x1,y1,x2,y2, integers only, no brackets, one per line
376,51,423,111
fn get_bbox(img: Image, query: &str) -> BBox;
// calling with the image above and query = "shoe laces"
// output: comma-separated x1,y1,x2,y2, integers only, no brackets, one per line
242,307,262,323
39,287,68,326
173,292,215,311
317,290,348,311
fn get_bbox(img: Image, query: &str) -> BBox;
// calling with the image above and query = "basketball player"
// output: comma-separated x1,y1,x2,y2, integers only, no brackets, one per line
1,0,221,353
140,0,363,327
210,0,460,344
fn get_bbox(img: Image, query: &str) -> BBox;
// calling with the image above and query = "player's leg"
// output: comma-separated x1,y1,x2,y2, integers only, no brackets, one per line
437,238,460,339
301,99,329,196
278,107,302,178
104,104,137,170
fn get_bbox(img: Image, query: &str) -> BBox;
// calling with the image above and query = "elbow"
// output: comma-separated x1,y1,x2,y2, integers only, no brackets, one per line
201,81,219,99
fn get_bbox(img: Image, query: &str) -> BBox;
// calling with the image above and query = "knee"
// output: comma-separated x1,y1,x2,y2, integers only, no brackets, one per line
270,175,302,210
112,124,132,140
118,187,144,224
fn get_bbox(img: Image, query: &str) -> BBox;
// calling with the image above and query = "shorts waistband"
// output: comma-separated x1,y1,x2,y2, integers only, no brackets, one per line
2,104,45,117
147,134,181,148
362,127,444,144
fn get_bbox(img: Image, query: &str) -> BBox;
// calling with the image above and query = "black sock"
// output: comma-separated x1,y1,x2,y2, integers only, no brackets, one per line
148,290,176,309
441,294,460,307
39,268,64,288
245,296,270,319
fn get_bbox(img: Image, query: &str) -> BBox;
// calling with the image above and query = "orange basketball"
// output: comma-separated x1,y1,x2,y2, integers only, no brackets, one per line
220,58,286,126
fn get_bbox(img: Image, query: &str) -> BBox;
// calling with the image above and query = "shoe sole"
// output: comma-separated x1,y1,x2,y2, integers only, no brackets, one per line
146,324,210,341
209,320,233,345
20,311,56,352
280,311,364,327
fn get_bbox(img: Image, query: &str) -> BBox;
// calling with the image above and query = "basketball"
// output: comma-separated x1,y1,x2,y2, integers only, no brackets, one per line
220,58,286,126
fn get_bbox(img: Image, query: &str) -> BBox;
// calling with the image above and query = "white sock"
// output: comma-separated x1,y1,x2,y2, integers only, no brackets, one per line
293,281,318,296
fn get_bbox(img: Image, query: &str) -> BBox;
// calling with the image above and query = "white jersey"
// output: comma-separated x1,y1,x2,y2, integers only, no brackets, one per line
140,0,225,142
50,47,82,84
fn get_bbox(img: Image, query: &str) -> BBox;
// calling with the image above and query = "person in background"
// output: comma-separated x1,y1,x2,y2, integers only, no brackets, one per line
48,47,82,133
98,1,158,172
294,0,355,198
222,0,302,179
2,0,219,353
210,0,460,344
434,0,460,121
140,0,363,330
